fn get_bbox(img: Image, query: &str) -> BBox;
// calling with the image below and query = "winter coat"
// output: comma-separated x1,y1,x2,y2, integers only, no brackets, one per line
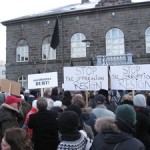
92,105,115,119
19,100,32,127
81,107,97,135
0,103,20,139
92,117,145,150
28,109,59,150
134,106,150,150
23,107,38,139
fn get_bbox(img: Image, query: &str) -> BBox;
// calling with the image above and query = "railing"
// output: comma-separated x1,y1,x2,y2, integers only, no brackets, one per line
97,53,133,66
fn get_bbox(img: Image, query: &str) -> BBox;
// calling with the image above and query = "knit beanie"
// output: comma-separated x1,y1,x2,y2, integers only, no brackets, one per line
133,94,146,107
65,104,82,118
115,104,136,126
58,111,80,134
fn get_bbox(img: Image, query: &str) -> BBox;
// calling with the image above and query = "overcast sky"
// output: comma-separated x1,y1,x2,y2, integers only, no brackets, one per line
0,0,149,62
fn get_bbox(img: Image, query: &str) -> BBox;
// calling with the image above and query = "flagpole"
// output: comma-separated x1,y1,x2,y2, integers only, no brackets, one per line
44,17,59,73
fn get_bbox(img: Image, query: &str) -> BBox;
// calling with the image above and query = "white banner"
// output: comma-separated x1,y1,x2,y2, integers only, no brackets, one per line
28,72,58,89
64,66,108,91
110,64,150,90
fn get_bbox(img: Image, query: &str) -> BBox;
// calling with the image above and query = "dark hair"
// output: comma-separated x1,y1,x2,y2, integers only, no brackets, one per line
3,127,32,150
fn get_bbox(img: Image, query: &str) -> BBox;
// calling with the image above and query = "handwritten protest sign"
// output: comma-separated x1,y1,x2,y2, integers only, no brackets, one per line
110,64,150,90
28,72,58,89
64,66,108,91
0,79,21,96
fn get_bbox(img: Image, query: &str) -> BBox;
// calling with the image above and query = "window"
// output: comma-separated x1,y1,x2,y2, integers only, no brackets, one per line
16,40,29,62
18,75,27,89
71,33,86,58
106,28,125,55
2,70,5,75
145,27,150,53
42,36,56,60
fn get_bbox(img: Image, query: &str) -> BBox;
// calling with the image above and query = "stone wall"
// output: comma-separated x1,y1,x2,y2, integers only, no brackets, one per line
4,2,150,86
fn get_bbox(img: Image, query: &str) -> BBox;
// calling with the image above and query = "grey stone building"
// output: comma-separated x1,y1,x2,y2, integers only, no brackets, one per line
1,0,150,89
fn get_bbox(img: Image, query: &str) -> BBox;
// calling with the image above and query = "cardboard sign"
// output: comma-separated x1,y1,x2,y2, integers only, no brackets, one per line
110,64,150,90
28,72,58,89
0,79,21,96
64,66,108,91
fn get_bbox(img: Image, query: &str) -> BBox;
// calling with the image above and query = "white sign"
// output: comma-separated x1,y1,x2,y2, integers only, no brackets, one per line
28,72,58,89
110,64,150,90
64,66,108,91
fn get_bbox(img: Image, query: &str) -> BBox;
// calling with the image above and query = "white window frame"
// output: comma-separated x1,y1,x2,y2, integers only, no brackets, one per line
145,27,150,53
18,75,27,89
16,39,29,62
106,28,125,56
71,33,86,58
42,36,56,60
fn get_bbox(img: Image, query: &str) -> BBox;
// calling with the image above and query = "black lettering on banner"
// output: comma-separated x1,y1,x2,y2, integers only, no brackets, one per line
113,65,150,90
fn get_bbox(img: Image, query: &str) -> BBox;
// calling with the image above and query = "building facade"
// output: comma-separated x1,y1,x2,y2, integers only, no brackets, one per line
1,0,150,89
0,61,6,79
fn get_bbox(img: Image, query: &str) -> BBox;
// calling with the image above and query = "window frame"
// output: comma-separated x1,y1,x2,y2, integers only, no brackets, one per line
16,40,29,62
18,75,27,89
145,27,150,53
71,33,86,58
106,28,125,56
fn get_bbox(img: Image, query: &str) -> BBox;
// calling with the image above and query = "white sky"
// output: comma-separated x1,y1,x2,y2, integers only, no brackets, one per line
0,0,149,62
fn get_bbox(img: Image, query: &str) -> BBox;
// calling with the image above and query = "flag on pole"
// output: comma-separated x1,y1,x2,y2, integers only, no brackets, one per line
50,18,59,50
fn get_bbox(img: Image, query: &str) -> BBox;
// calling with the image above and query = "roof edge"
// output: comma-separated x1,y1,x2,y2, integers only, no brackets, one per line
1,1,150,26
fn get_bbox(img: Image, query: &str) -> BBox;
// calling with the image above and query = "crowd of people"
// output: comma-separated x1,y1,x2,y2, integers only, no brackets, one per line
0,87,150,150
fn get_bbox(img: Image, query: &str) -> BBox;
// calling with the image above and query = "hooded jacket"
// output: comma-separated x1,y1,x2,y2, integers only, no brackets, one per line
0,103,20,139
92,117,145,150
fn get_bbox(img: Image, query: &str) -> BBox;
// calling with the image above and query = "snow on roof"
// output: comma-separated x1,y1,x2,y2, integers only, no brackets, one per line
3,1,98,22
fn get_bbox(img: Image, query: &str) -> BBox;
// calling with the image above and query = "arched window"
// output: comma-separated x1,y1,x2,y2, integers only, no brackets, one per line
16,39,29,62
42,36,56,60
106,28,125,55
18,75,27,89
71,33,86,58
145,27,150,53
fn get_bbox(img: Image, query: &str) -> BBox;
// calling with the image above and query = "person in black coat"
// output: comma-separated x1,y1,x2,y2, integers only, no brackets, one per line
133,94,150,150
28,97,59,150
92,104,145,150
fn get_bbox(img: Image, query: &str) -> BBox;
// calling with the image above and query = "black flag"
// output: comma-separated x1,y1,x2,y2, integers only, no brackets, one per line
50,18,59,50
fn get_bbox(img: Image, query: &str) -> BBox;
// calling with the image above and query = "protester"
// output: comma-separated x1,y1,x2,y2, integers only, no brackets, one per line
0,95,21,143
28,97,59,150
98,89,117,112
92,94,115,119
65,104,94,139
22,100,38,139
71,93,97,136
92,104,145,150
133,94,150,150
57,111,87,150
1,127,32,150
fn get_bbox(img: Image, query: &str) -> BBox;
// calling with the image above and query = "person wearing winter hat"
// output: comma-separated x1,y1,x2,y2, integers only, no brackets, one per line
0,95,22,145
133,94,150,149
133,94,147,107
115,104,136,134
92,94,115,119
57,111,87,150
92,113,145,150
65,104,94,139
